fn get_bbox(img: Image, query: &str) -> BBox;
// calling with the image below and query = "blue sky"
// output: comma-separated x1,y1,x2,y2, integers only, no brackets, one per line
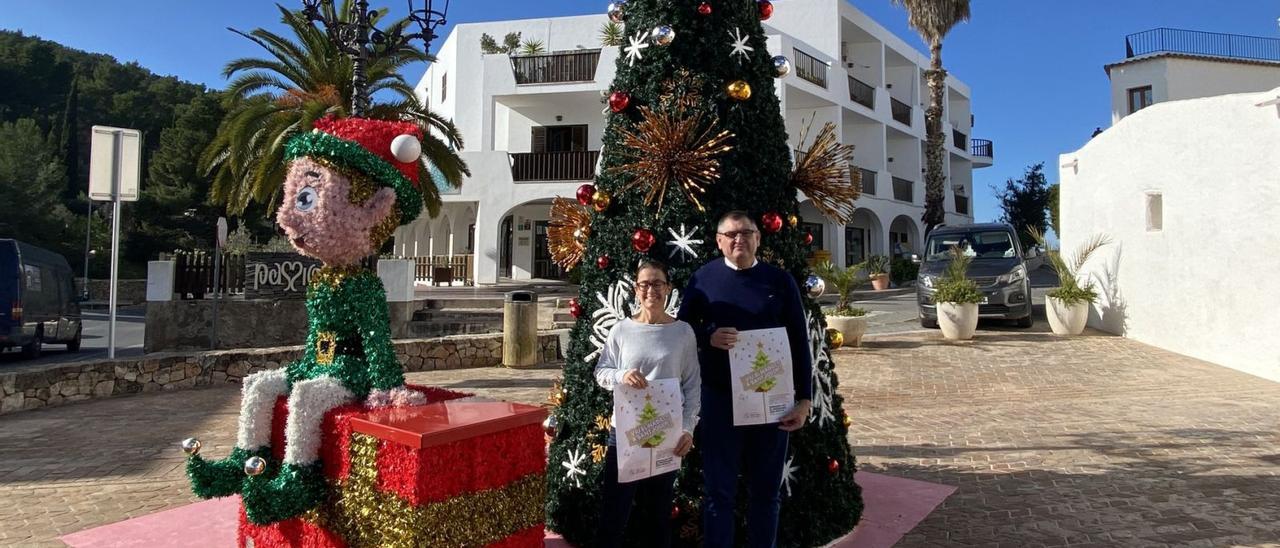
5,1,1277,224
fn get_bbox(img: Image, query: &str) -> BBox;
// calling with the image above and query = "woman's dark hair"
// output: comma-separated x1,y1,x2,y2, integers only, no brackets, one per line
635,259,670,282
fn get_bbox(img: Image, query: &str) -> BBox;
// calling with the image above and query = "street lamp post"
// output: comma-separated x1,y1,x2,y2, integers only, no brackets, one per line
299,0,450,117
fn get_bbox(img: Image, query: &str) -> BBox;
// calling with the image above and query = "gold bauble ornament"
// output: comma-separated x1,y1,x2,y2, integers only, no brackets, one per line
726,80,752,101
243,456,268,476
826,328,844,349
788,214,799,227
181,438,202,456
592,190,612,212
843,414,853,428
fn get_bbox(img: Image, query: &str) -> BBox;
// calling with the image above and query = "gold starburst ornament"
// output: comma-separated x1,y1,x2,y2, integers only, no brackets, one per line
547,198,593,270
608,106,734,212
791,120,861,224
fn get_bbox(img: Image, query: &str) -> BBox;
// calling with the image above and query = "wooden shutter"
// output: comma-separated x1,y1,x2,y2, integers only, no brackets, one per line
531,126,547,153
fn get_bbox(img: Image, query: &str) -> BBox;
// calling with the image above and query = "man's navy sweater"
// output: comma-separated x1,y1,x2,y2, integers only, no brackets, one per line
677,259,813,400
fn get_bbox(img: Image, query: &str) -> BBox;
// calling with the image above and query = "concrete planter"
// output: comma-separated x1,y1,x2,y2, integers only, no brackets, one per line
826,314,872,347
870,274,890,291
937,302,979,340
1046,296,1090,336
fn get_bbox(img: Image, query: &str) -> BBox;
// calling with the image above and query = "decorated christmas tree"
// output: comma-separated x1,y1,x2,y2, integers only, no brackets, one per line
544,0,864,546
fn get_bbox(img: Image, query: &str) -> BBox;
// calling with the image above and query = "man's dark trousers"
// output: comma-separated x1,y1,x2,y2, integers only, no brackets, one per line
699,388,789,548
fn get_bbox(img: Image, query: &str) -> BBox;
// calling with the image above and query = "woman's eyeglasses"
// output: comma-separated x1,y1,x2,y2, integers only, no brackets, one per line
635,281,669,291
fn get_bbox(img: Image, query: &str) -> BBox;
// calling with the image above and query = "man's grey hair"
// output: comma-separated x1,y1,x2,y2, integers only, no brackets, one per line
717,210,758,231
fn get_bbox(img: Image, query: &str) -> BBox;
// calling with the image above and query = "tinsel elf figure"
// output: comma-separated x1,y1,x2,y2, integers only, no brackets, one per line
182,116,430,524
545,0,863,546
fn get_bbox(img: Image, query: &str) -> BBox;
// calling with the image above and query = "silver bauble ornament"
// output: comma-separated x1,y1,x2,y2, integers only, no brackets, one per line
805,275,826,298
650,25,676,47
607,1,626,23
542,414,559,437
772,55,792,78
243,456,268,476
181,437,202,456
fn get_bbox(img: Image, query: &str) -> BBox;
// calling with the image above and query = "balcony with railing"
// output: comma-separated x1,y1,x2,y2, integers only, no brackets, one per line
509,150,600,182
970,139,993,159
951,128,968,151
847,75,875,110
891,176,914,203
855,166,877,196
793,48,828,88
510,50,602,85
890,97,912,127
1125,28,1280,63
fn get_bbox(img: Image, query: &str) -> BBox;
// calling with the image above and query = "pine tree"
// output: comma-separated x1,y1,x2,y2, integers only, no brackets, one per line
544,1,862,546
58,75,81,205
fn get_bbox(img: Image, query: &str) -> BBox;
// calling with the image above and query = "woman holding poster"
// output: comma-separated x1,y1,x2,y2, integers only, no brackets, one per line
594,260,701,548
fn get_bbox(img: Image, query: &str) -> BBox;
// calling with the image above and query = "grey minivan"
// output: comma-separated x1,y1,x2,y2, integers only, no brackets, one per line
0,239,82,358
915,223,1034,329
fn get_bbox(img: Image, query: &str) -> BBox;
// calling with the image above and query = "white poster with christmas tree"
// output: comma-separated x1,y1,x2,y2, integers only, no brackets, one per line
728,327,795,425
615,378,682,483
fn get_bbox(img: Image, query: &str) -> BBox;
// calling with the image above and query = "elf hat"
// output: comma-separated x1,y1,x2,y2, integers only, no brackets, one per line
284,116,426,225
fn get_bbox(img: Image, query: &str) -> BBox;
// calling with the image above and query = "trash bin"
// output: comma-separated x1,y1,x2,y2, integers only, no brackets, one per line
503,290,539,368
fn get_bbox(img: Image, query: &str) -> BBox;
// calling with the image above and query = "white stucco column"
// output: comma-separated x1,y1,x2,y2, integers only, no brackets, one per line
474,201,501,285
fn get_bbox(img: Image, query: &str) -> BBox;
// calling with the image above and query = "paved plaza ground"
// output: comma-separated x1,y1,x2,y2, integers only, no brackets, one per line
1,328,1278,547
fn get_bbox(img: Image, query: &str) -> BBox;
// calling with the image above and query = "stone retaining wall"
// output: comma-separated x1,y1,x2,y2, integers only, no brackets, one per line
0,332,563,415
77,279,147,305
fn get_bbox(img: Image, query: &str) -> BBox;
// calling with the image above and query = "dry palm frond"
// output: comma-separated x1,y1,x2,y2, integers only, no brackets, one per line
791,119,860,224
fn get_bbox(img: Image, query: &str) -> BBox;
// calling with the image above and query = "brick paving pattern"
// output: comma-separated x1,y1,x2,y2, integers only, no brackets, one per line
2,332,1279,547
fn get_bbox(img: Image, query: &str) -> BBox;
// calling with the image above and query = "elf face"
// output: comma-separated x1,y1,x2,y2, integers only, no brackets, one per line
277,158,397,267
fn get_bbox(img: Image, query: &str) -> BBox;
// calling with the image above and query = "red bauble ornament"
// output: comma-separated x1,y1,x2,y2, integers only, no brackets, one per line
697,2,712,15
632,228,656,253
576,184,596,206
569,298,582,318
597,255,611,269
804,232,814,246
758,0,773,20
761,212,784,233
608,91,631,113
671,505,682,519
828,458,840,475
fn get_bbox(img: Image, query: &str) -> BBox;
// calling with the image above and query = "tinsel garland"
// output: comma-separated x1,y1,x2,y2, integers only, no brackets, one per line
242,461,330,525
285,131,424,225
187,446,271,499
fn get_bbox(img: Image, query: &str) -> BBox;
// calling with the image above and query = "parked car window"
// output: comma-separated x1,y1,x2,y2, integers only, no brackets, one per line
24,264,42,292
925,231,1016,261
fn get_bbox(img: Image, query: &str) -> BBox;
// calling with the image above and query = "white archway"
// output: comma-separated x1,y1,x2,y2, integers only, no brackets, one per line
888,214,921,258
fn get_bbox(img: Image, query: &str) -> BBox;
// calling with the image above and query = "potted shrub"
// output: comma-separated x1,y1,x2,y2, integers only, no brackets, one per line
813,261,874,347
865,255,891,290
932,246,983,340
1030,228,1112,336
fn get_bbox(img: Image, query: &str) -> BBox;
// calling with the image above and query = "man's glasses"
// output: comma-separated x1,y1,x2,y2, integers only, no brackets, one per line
635,281,669,291
717,230,757,241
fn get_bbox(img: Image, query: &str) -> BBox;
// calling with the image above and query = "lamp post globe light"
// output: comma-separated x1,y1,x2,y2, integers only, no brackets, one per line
299,0,450,116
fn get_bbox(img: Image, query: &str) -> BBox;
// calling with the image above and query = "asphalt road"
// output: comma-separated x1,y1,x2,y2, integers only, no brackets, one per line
0,306,146,366
854,265,1059,334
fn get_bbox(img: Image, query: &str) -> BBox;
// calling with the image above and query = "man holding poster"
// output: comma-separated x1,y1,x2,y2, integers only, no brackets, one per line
679,211,813,548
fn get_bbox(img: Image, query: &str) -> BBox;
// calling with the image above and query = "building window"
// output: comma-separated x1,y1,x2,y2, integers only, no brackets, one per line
1146,192,1162,232
845,226,866,266
467,223,475,252
1127,85,1152,114
440,72,447,103
531,125,588,153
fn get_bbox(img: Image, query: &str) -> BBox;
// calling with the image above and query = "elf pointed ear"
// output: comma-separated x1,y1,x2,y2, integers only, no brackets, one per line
364,187,397,223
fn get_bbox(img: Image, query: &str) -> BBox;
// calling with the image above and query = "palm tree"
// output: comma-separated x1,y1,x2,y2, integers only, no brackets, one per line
201,2,468,217
890,0,970,238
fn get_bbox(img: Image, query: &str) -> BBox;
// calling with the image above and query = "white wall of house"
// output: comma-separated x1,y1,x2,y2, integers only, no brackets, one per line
1108,55,1280,125
1060,87,1280,383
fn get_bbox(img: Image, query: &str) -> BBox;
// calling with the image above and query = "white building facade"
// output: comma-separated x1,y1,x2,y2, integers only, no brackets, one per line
396,0,992,285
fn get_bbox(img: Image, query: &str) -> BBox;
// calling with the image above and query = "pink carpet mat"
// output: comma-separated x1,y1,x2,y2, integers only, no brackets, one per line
61,471,953,547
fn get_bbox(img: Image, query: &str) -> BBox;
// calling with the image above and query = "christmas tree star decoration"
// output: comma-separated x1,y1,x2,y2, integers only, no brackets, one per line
666,223,703,260
608,105,734,211
780,456,799,497
562,447,589,488
547,197,593,270
791,120,861,224
624,30,650,66
728,27,754,61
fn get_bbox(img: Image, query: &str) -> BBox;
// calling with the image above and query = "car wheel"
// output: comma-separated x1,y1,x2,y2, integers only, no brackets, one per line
21,331,42,359
66,327,82,352
1015,315,1033,328
921,316,939,329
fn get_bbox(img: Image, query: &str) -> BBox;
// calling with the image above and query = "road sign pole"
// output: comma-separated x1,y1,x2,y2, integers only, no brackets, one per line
107,130,121,359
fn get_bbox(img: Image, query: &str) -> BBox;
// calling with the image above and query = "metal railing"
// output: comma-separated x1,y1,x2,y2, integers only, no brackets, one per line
854,166,876,196
793,48,828,88
954,194,969,215
890,97,912,126
509,150,600,182
951,128,968,151
510,50,602,84
1125,28,1280,63
847,75,875,109
413,255,474,286
891,176,914,203
970,139,993,158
